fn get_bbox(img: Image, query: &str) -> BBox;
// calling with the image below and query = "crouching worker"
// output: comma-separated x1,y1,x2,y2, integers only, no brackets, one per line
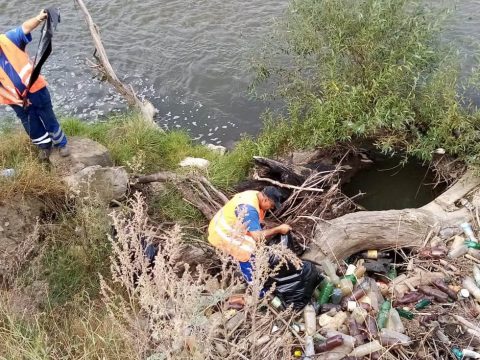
208,186,291,284
0,10,69,160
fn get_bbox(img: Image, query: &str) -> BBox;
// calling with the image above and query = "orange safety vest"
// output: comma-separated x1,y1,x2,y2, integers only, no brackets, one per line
208,190,265,262
0,34,47,105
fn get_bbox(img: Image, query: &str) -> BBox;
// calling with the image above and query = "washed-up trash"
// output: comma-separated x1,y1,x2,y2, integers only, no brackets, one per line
461,222,477,242
0,168,15,177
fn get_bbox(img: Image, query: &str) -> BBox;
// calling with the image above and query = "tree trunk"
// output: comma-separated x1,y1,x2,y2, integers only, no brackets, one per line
302,171,480,262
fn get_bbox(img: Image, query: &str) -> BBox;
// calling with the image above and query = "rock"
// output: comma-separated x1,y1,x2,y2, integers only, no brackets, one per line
50,137,113,176
206,143,227,155
0,197,44,285
179,157,210,169
65,165,129,202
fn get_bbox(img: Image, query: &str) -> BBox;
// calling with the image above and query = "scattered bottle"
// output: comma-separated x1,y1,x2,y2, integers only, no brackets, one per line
451,347,463,360
358,250,390,259
348,340,383,358
365,315,378,338
463,277,480,302
473,265,480,287
396,308,414,320
314,334,344,353
431,279,458,300
270,296,284,310
348,318,365,345
387,265,397,280
376,300,391,330
414,298,432,310
304,305,316,336
462,349,480,359
461,222,477,242
418,285,449,303
395,292,423,306
448,244,469,259
460,198,476,212
320,259,340,285
318,282,334,305
339,277,354,296
465,240,480,250
354,264,367,279
387,308,405,333
304,335,315,357
331,288,343,305
0,168,15,177
379,329,411,346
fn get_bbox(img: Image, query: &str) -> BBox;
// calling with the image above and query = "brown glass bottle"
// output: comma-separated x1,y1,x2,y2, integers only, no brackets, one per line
314,334,344,353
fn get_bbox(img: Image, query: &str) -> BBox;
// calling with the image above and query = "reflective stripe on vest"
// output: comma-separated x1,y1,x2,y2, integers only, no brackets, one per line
208,190,265,262
0,34,47,105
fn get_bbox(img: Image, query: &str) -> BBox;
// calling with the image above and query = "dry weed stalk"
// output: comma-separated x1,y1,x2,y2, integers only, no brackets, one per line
101,192,303,360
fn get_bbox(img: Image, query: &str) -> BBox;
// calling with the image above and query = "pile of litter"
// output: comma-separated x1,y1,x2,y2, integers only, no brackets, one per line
218,218,480,359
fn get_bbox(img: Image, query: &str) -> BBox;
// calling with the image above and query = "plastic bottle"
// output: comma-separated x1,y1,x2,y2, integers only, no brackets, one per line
414,298,432,310
460,198,476,211
396,308,414,320
463,277,480,302
358,250,389,259
348,340,383,357
379,328,411,346
473,265,480,286
461,222,477,242
386,308,405,333
304,335,315,357
387,266,397,280
431,279,458,300
462,349,480,359
448,244,469,259
418,285,449,303
352,306,368,324
466,240,480,250
395,292,423,305
318,282,334,305
451,347,463,360
271,296,284,310
354,264,366,279
304,305,317,336
314,334,344,353
331,288,343,305
339,278,354,296
0,168,15,177
320,259,340,285
376,300,391,329
365,315,378,338
348,318,365,345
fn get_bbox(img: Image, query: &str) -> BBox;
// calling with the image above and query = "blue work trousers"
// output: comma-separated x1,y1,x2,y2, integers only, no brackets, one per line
11,87,67,149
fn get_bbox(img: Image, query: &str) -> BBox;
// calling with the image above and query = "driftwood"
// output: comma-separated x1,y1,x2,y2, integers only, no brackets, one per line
303,170,480,262
75,0,159,124
254,156,313,186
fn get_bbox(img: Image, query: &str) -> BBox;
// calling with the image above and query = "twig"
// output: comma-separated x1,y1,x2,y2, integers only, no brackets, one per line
253,173,324,193
466,254,480,264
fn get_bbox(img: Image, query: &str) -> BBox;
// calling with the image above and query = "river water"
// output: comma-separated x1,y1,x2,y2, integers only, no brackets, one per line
0,0,478,148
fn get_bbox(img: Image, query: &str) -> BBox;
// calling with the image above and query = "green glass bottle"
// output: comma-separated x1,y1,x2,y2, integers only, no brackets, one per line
376,300,391,329
414,298,432,310
317,282,334,305
344,274,358,285
465,241,480,250
396,308,414,320
387,266,397,280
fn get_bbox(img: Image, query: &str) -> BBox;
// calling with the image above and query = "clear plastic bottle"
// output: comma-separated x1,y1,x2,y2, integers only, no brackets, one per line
339,278,354,296
448,244,468,259
304,335,315,357
379,328,411,346
304,305,317,336
320,259,340,285
386,308,405,333
331,288,343,305
473,265,480,287
461,222,477,242
348,340,383,357
463,277,480,302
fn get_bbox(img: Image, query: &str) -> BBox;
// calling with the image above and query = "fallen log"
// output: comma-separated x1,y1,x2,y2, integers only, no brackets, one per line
303,170,480,262
75,0,159,124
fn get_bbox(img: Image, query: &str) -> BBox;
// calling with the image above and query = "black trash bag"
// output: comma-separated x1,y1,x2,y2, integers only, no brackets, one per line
268,260,323,310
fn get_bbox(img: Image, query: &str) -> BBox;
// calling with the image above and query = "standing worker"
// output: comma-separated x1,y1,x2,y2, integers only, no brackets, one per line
208,186,292,283
0,10,69,160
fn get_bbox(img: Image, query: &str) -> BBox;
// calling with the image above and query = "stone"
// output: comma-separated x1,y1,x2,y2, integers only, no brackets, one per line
0,197,44,285
206,143,227,155
65,165,129,202
49,136,113,176
179,157,210,169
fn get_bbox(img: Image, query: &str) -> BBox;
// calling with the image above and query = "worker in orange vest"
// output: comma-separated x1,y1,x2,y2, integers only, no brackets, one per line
0,10,69,160
208,186,291,283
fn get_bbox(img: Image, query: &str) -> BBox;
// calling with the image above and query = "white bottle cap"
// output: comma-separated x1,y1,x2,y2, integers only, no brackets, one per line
460,288,470,298
346,264,357,276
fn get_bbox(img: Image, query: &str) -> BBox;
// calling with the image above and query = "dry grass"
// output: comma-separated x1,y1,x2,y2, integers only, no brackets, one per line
0,129,66,206
101,192,303,360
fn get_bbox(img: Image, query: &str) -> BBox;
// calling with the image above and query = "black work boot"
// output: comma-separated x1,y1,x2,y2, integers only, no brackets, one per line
38,147,52,161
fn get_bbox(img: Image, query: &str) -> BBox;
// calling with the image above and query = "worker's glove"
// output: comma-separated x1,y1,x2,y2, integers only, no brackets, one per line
36,9,48,22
